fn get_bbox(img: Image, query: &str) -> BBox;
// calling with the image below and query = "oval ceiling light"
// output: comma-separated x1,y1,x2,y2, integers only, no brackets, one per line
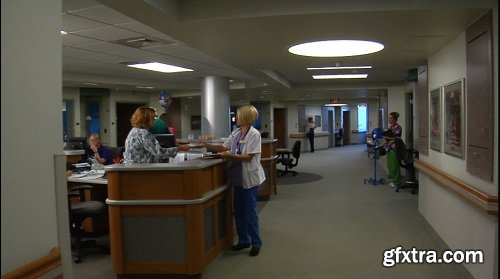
288,40,384,57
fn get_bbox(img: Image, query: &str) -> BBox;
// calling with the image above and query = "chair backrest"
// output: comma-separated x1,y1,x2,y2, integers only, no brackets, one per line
337,128,343,137
394,138,411,167
291,140,301,159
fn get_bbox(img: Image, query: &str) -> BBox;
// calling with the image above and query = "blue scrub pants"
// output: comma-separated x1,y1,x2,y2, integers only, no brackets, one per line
233,185,262,247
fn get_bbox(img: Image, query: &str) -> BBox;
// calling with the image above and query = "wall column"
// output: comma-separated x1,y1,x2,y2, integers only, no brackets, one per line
201,76,230,138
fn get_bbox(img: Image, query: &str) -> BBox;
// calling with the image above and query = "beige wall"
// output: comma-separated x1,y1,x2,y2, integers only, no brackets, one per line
418,16,498,279
1,0,72,276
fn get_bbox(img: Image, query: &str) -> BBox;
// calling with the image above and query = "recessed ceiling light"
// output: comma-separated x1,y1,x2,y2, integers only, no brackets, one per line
307,66,372,70
289,40,384,57
61,30,68,35
313,74,368,79
127,62,193,73
325,103,347,107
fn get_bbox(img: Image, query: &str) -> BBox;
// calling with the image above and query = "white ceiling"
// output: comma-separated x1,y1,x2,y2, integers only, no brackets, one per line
62,0,495,103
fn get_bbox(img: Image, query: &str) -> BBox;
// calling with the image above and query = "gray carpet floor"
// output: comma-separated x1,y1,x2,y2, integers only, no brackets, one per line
73,144,473,279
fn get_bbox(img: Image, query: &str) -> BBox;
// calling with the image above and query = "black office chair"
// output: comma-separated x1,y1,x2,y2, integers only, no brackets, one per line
335,128,344,147
277,140,301,176
394,138,419,194
68,185,107,263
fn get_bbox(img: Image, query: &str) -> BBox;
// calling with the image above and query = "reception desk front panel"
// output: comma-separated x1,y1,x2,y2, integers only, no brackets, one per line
105,160,233,277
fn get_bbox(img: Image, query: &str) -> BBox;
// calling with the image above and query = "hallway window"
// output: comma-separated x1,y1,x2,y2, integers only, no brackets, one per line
87,102,100,135
358,104,367,132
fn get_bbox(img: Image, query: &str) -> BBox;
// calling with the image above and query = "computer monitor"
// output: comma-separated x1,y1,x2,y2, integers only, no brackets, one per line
65,136,87,150
154,134,176,148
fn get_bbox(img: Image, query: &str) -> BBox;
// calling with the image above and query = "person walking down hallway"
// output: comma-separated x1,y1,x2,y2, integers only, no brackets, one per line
306,117,316,152
200,105,265,257
382,111,402,188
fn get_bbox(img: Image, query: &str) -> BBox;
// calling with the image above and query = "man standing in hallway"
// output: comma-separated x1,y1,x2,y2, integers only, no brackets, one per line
306,117,316,152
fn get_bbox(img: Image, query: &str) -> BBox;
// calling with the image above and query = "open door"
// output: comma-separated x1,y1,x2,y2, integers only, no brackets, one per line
342,110,350,145
273,108,286,148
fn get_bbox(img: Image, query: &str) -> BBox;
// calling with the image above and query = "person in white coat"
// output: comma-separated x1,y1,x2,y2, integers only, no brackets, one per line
201,105,265,256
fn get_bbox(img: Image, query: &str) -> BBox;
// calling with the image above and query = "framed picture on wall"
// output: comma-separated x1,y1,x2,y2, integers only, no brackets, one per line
443,78,464,158
191,115,201,130
314,115,321,127
429,87,442,152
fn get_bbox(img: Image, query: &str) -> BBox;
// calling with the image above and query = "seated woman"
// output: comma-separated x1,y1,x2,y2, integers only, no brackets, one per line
87,133,113,165
124,106,191,164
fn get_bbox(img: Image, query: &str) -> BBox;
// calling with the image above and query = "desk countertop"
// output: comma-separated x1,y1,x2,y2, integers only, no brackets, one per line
104,158,225,172
177,138,278,144
64,150,85,155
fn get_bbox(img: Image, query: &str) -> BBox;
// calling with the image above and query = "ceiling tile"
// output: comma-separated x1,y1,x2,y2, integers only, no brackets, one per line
62,13,107,32
71,25,143,42
69,4,136,25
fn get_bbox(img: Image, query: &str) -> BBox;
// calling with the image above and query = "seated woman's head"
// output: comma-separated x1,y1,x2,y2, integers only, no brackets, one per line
88,133,102,147
131,107,157,129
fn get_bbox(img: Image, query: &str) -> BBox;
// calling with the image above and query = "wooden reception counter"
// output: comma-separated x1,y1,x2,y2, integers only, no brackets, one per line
104,159,233,277
177,138,278,199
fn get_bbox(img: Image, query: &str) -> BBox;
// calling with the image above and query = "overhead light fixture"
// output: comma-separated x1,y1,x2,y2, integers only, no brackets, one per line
83,82,98,85
136,86,154,89
289,40,384,57
61,30,68,35
307,66,372,70
325,98,347,107
313,74,368,79
127,62,193,73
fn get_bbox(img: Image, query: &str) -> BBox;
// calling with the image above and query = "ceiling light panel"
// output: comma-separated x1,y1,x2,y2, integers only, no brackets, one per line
289,40,384,57
307,66,372,70
313,74,368,79
127,62,193,73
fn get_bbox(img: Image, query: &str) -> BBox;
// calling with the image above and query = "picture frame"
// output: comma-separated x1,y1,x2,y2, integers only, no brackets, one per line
429,87,442,152
443,78,465,158
191,115,201,130
314,115,321,127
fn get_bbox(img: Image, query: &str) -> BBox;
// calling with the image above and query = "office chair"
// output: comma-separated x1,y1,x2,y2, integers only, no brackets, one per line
68,185,107,263
394,138,419,194
277,140,301,176
335,128,343,147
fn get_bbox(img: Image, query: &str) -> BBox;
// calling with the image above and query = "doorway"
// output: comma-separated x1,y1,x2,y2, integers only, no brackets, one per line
342,110,350,145
273,108,286,148
405,92,414,149
116,102,145,147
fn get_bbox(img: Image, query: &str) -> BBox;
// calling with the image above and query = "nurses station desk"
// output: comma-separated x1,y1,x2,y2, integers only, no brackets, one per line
104,158,233,277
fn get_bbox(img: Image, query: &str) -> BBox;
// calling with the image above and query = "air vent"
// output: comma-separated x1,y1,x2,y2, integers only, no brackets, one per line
113,36,177,49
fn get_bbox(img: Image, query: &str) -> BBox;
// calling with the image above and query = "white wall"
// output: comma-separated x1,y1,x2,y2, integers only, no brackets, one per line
387,85,407,143
418,12,498,279
181,97,202,139
62,87,82,137
1,0,72,277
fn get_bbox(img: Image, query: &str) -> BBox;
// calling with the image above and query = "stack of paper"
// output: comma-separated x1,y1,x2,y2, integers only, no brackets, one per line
186,153,203,160
169,153,186,163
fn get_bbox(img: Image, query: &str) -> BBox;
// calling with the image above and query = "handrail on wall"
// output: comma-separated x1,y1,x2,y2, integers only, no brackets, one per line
414,159,498,216
2,247,62,279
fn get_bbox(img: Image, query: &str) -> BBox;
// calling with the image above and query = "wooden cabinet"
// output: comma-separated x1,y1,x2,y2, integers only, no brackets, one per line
466,11,493,181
